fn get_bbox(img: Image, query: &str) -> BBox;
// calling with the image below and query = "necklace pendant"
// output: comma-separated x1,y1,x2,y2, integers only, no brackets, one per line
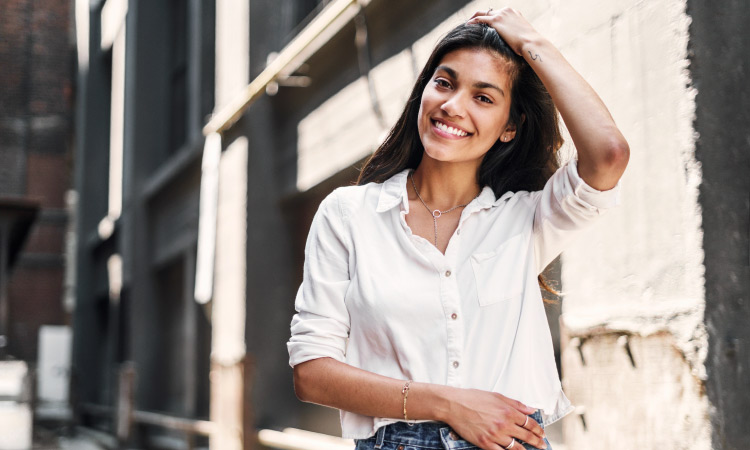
432,210,442,218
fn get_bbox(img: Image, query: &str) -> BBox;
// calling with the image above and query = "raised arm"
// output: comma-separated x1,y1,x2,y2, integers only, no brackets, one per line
468,8,629,191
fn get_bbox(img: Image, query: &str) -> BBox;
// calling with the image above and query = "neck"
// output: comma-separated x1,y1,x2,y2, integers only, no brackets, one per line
410,158,481,210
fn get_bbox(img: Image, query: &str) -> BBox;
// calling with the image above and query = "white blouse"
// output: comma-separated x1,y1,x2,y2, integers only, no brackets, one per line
287,160,620,439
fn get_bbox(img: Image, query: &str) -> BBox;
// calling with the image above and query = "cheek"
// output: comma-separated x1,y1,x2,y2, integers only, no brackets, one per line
417,103,426,135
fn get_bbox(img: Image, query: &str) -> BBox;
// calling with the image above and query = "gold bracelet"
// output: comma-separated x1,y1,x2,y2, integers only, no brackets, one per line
401,380,413,421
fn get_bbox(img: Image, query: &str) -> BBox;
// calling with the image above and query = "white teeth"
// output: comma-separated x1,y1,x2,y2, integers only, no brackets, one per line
435,121,467,137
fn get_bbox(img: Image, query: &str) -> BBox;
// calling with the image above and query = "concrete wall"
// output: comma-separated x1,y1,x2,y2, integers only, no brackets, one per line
545,0,711,447
688,1,750,449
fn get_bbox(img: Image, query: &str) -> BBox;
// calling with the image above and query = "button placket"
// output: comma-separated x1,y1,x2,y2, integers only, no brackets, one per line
439,243,463,386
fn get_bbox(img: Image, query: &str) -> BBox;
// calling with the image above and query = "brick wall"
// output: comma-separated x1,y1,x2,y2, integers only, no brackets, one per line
0,0,74,362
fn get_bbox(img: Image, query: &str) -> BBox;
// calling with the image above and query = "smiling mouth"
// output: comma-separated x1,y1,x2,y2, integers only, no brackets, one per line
432,119,470,137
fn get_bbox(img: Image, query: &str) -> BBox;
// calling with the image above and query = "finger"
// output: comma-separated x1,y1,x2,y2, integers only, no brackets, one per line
484,443,505,450
523,416,545,440
496,394,536,415
501,437,518,450
512,426,546,449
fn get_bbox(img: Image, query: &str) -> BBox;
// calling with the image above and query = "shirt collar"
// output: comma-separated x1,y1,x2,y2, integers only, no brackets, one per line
375,169,508,214
375,169,411,213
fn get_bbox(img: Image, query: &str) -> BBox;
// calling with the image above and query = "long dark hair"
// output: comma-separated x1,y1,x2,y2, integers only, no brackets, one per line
357,23,563,197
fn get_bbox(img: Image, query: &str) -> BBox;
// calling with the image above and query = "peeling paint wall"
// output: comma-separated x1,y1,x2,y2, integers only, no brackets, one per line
561,332,708,449
557,0,711,447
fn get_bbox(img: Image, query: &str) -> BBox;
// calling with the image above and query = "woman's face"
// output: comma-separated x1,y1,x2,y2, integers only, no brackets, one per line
417,48,516,168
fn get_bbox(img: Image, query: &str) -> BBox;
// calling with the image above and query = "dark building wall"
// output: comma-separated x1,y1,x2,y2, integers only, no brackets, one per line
72,1,113,410
688,1,750,449
0,0,74,361
73,1,215,440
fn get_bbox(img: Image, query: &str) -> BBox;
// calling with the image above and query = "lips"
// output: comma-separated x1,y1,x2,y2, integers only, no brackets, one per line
431,119,471,138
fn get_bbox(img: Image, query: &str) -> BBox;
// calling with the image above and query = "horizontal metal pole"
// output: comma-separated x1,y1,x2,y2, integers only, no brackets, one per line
79,403,216,436
258,428,354,450
133,410,217,436
203,0,369,136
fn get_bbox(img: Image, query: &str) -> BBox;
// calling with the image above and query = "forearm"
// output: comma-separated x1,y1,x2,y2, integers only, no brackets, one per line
521,36,629,190
293,357,454,422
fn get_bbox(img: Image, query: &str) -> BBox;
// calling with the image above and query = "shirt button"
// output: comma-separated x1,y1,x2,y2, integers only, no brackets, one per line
449,431,459,440
456,229,461,235
445,270,452,277
453,361,459,368
451,313,458,320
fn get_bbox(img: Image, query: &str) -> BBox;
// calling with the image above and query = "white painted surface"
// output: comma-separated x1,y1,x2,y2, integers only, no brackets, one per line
37,325,72,403
195,132,222,304
213,136,248,365
0,361,27,399
0,402,31,450
215,0,250,110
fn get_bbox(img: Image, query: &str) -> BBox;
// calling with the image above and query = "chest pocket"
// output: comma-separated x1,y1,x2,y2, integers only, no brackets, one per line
470,233,528,306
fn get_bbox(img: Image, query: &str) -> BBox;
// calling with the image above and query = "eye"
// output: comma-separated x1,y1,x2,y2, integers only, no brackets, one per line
477,94,493,104
434,78,452,89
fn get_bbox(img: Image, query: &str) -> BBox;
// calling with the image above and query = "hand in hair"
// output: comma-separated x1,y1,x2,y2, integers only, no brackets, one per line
466,7,540,57
468,7,630,191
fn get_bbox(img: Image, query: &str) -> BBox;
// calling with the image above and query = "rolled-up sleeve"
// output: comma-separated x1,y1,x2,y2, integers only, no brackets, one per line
287,190,352,367
533,159,621,273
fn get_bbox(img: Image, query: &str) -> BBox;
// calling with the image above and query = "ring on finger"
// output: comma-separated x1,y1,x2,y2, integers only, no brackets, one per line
487,7,493,14
505,438,516,449
522,416,529,429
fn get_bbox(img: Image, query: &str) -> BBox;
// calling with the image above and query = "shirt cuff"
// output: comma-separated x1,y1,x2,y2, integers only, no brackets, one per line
567,159,621,211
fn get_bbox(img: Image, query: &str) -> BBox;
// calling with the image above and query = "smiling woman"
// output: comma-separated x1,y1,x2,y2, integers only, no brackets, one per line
418,49,516,168
288,7,628,450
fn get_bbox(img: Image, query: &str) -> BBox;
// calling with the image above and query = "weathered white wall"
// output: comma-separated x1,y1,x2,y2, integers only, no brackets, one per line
296,0,708,447
549,0,709,447
215,0,249,110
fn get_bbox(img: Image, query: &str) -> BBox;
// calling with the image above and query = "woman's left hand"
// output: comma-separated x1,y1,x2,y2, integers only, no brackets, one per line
466,7,541,57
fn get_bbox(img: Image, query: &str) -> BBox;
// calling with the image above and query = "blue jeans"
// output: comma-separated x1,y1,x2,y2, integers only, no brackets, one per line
354,410,551,450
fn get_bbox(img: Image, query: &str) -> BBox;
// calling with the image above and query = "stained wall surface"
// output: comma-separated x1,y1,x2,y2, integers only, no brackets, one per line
550,0,712,447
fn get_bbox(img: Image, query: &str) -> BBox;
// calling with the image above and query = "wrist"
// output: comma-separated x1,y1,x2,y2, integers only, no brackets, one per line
520,34,551,60
408,382,456,422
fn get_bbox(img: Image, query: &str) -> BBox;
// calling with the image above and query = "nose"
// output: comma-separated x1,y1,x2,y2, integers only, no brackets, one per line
440,92,467,118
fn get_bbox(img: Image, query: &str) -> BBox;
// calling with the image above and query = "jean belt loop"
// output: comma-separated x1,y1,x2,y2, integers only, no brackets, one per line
374,424,386,449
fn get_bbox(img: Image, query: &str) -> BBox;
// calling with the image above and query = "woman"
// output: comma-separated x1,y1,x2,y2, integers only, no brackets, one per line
288,8,628,450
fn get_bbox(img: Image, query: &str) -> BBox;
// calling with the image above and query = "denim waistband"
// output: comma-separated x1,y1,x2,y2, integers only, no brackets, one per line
363,410,544,450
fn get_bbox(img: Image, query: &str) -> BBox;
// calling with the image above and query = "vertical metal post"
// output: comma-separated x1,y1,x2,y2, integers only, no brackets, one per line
116,363,136,444
0,222,9,359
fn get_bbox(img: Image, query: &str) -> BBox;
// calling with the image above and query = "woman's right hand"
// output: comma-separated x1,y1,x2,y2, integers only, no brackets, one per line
443,388,547,450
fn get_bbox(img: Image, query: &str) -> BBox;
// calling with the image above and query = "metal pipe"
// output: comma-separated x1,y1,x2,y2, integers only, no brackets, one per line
132,410,216,436
202,0,371,136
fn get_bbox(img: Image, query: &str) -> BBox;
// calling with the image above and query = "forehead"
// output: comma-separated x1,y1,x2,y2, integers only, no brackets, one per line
435,48,514,90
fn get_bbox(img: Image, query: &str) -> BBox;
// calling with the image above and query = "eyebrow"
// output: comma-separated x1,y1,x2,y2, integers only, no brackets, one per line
435,65,505,97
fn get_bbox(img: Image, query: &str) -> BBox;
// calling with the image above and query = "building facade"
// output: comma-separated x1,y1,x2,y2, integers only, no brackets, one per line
0,0,74,367
72,0,749,449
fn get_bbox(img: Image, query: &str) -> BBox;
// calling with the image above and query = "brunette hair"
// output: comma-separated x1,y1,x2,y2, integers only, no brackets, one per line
357,22,563,196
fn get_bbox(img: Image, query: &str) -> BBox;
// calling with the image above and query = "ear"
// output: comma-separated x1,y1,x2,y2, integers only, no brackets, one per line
501,122,517,142
501,114,525,142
